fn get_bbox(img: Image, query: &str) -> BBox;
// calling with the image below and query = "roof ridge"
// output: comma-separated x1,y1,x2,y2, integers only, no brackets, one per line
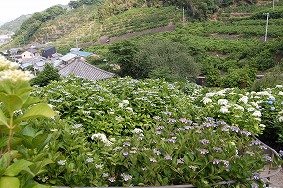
80,60,116,76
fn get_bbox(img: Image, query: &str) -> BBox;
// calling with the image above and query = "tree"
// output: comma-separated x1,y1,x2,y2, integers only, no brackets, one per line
31,63,61,87
134,38,201,82
108,40,138,77
69,1,82,9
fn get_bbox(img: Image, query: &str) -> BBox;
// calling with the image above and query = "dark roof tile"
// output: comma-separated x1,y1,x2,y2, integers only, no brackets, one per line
59,59,116,81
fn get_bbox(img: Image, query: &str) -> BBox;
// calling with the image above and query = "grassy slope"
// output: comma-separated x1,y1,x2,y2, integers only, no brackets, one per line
52,6,182,49
2,0,282,69
84,0,282,80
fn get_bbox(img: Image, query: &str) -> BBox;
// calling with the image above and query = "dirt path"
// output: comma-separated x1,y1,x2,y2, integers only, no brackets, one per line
95,25,176,45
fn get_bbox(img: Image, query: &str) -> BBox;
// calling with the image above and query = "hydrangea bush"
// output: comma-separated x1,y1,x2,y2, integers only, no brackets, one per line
36,76,196,136
32,113,281,187
0,56,56,188
32,76,283,187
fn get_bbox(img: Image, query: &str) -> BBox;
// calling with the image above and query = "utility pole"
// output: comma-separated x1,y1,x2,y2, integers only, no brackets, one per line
90,25,93,42
183,6,185,23
273,0,275,9
22,35,25,46
264,13,269,42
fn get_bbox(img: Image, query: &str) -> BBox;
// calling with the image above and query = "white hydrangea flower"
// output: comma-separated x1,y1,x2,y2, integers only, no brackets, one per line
118,102,124,108
278,91,283,96
279,116,283,122
0,56,19,70
220,106,230,114
250,102,259,108
218,99,229,105
0,69,34,82
132,128,143,134
57,160,66,165
256,91,270,96
202,97,212,105
91,133,113,146
126,107,133,112
238,96,248,104
216,89,229,96
122,100,129,104
205,92,215,97
252,111,261,117
248,107,255,112
254,118,261,121
95,164,103,169
86,158,94,163
233,104,244,111
275,85,283,88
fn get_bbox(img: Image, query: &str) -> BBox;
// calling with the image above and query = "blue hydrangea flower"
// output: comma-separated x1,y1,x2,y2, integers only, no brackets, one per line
270,107,275,111
266,100,273,105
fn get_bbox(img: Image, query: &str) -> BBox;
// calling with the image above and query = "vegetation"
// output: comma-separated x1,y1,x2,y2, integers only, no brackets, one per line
31,75,283,187
0,56,56,188
100,7,181,37
1,0,282,89
0,15,31,32
30,63,61,87
107,38,200,82
68,0,103,9
11,5,66,46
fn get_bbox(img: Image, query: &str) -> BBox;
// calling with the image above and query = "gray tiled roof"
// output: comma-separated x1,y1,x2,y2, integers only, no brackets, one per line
60,53,77,62
59,59,116,81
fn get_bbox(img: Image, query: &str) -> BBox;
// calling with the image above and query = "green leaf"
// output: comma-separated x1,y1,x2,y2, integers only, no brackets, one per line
21,125,36,138
0,137,8,149
0,177,20,188
22,96,40,109
4,159,32,176
14,103,56,124
0,152,10,173
34,134,53,151
188,152,195,161
0,94,23,114
0,108,8,126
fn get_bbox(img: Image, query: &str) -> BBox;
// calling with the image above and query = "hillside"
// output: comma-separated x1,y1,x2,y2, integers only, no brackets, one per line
83,0,283,88
0,14,31,32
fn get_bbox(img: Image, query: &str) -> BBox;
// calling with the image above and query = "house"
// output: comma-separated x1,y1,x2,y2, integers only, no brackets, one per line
34,61,46,71
20,62,33,70
53,60,63,68
9,48,24,55
70,50,93,57
20,57,51,71
51,53,63,60
27,48,39,57
21,51,35,60
60,53,77,64
42,46,56,59
70,48,82,52
58,59,116,81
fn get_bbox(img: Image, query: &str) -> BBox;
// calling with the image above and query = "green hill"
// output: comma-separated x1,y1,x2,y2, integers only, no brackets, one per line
0,14,31,32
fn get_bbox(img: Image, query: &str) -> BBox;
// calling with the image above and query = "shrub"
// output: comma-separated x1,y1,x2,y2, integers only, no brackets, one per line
31,63,61,87
0,55,56,188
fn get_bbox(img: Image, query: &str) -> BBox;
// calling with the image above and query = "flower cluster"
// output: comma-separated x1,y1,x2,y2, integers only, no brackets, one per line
0,56,19,71
91,133,113,146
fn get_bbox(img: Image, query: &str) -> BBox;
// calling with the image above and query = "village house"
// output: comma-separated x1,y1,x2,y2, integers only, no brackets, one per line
58,58,116,81
42,46,56,59
21,51,35,60
27,48,39,57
